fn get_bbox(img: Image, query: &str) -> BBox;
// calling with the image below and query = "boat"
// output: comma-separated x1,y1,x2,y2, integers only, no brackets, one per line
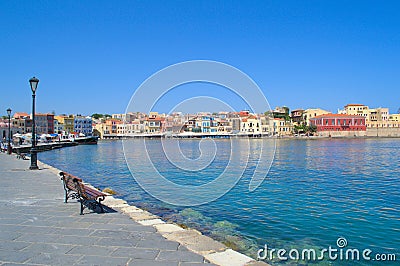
64,132,99,145
72,136,99,145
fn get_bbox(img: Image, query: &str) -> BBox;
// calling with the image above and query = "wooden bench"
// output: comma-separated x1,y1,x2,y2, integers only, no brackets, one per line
59,171,107,215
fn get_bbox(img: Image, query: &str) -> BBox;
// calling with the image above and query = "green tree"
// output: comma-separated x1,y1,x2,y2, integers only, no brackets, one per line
91,113,104,119
308,124,317,133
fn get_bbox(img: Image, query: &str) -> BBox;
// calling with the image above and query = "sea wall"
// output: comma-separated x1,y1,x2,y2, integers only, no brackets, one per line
366,128,400,137
315,128,400,138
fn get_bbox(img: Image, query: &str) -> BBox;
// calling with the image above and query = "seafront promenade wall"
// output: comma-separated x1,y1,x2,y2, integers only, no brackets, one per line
366,128,400,137
311,128,400,138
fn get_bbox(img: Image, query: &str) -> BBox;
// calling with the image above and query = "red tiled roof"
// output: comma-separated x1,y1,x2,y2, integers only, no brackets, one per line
13,112,29,118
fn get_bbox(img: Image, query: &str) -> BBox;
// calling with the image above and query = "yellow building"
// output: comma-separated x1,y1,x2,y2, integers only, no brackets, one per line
303,108,331,126
240,115,261,134
343,104,369,117
342,104,389,127
389,114,400,122
55,115,74,133
273,118,293,136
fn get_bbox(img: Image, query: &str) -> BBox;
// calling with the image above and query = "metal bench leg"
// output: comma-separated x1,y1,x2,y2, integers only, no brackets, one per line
80,200,84,215
98,197,105,213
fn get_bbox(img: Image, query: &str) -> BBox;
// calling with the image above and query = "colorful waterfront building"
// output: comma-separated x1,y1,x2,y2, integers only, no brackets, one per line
145,112,165,133
34,113,54,134
272,118,293,136
291,109,305,126
54,119,64,134
342,104,369,117
241,114,261,134
74,116,93,136
55,115,75,134
310,114,366,132
302,108,331,126
340,104,389,128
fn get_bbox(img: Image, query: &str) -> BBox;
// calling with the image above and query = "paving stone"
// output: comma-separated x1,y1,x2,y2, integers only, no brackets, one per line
53,227,96,236
52,235,99,245
110,203,131,208
138,218,165,226
74,255,130,266
1,263,43,266
0,249,39,263
67,245,117,256
20,219,60,227
53,221,93,228
154,223,185,233
110,216,140,225
90,229,136,238
21,243,75,254
26,253,82,265
0,231,22,241
127,211,159,221
17,225,58,234
14,233,61,243
181,263,218,266
122,224,158,232
164,230,226,255
95,237,140,247
245,261,270,266
136,238,180,251
0,218,26,225
120,205,144,213
129,259,178,266
111,247,160,259
205,249,254,266
157,250,205,263
0,241,31,251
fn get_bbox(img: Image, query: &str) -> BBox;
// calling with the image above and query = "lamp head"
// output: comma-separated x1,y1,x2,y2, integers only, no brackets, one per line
7,108,12,116
29,77,39,93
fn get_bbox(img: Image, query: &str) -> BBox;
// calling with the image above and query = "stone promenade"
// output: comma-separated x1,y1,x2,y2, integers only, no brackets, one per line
0,153,265,266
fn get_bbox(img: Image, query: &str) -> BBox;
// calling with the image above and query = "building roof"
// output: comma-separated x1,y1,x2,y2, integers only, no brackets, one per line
345,104,366,107
13,112,29,119
312,114,366,119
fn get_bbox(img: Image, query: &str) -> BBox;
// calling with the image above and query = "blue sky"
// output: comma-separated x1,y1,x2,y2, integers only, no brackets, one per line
1,0,399,115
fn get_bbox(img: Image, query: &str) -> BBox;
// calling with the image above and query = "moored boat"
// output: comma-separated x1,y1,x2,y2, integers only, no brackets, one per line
72,136,99,145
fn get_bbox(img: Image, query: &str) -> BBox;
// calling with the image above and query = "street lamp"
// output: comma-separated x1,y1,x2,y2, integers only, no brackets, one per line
7,108,12,154
29,77,39,170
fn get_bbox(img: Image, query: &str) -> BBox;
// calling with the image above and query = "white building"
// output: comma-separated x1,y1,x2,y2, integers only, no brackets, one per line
0,121,21,142
74,116,93,136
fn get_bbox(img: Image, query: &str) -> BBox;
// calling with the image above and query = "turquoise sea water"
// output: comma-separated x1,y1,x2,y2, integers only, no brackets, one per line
38,139,399,265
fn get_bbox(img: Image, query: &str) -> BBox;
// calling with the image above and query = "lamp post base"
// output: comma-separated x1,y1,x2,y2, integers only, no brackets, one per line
7,146,12,155
29,149,39,170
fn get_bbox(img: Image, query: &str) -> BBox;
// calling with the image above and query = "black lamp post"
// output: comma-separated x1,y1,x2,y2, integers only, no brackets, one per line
7,108,12,154
29,77,39,170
